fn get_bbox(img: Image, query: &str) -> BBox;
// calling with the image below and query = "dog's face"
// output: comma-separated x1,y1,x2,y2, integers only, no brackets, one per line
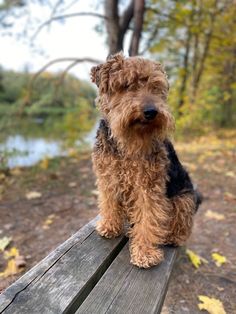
91,53,174,146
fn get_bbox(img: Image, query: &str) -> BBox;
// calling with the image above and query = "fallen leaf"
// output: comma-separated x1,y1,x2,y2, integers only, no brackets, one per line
211,252,227,267
0,259,18,278
186,249,208,269
205,210,225,221
0,236,12,251
44,218,53,225
26,191,42,200
224,192,236,202
40,158,49,170
43,214,56,229
198,295,226,314
225,171,235,178
68,182,77,188
4,247,19,259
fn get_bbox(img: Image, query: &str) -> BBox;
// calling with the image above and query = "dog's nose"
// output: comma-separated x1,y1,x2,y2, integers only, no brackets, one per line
143,107,158,120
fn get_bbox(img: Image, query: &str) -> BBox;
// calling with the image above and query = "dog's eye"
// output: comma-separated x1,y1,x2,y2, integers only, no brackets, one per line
139,77,148,84
125,83,136,91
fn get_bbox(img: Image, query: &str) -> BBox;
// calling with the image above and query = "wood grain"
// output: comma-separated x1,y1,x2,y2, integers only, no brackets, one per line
0,216,177,314
0,217,127,314
76,244,178,314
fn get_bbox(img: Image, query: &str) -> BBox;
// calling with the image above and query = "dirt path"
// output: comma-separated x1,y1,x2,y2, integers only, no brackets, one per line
0,151,98,292
1,132,236,313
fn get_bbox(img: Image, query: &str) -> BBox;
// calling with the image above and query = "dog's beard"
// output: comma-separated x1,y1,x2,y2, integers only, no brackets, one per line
109,111,173,155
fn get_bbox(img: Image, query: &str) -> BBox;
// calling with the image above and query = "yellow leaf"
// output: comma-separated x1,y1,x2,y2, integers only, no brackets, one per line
0,259,18,278
26,191,42,200
45,218,53,225
0,237,12,251
40,158,49,170
205,210,225,221
43,214,56,229
186,249,208,268
4,247,19,259
211,253,227,267
225,171,235,178
198,295,226,314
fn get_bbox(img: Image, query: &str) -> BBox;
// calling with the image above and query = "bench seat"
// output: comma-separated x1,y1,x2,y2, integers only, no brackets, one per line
0,217,178,314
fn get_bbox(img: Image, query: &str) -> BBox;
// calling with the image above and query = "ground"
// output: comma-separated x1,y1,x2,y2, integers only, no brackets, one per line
0,131,236,313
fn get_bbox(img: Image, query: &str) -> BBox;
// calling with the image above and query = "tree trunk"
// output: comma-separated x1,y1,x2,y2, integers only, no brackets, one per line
177,0,196,112
105,0,121,55
220,47,236,126
129,0,145,56
192,27,214,99
177,28,192,112
105,0,136,56
192,0,218,99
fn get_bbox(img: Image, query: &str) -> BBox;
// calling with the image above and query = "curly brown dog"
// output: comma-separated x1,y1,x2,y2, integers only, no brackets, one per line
90,53,201,268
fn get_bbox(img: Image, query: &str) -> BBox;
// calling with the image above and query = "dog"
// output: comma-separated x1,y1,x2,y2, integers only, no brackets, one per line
90,53,201,268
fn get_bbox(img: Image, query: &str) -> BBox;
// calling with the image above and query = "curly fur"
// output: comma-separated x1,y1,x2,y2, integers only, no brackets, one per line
91,53,201,268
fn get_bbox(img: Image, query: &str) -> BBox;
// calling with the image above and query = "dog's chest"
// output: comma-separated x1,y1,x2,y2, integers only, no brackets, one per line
116,155,167,206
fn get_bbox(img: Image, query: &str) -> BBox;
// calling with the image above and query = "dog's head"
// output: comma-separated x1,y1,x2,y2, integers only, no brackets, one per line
91,53,174,150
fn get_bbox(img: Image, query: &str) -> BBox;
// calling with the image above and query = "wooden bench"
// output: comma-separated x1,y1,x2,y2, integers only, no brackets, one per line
0,217,178,314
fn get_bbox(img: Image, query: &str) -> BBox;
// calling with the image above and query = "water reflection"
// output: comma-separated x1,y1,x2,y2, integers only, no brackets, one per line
0,120,99,168
0,135,63,168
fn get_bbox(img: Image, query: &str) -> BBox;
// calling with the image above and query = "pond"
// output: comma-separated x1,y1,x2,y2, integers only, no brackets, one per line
0,116,99,169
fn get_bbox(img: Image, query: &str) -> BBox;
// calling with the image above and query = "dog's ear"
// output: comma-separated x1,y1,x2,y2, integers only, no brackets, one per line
154,62,168,78
90,64,103,87
90,52,125,93
106,51,125,68
154,62,169,91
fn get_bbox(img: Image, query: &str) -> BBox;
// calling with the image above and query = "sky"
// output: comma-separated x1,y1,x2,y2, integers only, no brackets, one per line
0,0,117,80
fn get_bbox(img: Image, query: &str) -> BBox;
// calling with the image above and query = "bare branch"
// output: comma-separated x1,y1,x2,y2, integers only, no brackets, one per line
31,57,102,88
32,12,107,40
19,57,102,113
54,60,83,100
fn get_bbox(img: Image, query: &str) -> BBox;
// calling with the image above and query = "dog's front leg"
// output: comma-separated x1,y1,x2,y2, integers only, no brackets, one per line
129,192,170,268
96,178,124,238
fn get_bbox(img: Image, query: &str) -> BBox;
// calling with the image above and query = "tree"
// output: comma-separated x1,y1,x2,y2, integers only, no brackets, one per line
145,0,235,128
33,0,146,57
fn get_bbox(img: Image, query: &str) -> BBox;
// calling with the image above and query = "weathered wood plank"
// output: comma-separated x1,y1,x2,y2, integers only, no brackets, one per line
76,244,178,314
0,217,98,312
0,217,127,314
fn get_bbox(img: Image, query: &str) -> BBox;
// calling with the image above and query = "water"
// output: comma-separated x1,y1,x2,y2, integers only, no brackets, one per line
0,119,99,168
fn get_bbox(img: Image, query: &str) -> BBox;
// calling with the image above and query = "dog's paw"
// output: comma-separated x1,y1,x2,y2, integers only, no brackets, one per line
130,246,164,268
96,220,122,238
